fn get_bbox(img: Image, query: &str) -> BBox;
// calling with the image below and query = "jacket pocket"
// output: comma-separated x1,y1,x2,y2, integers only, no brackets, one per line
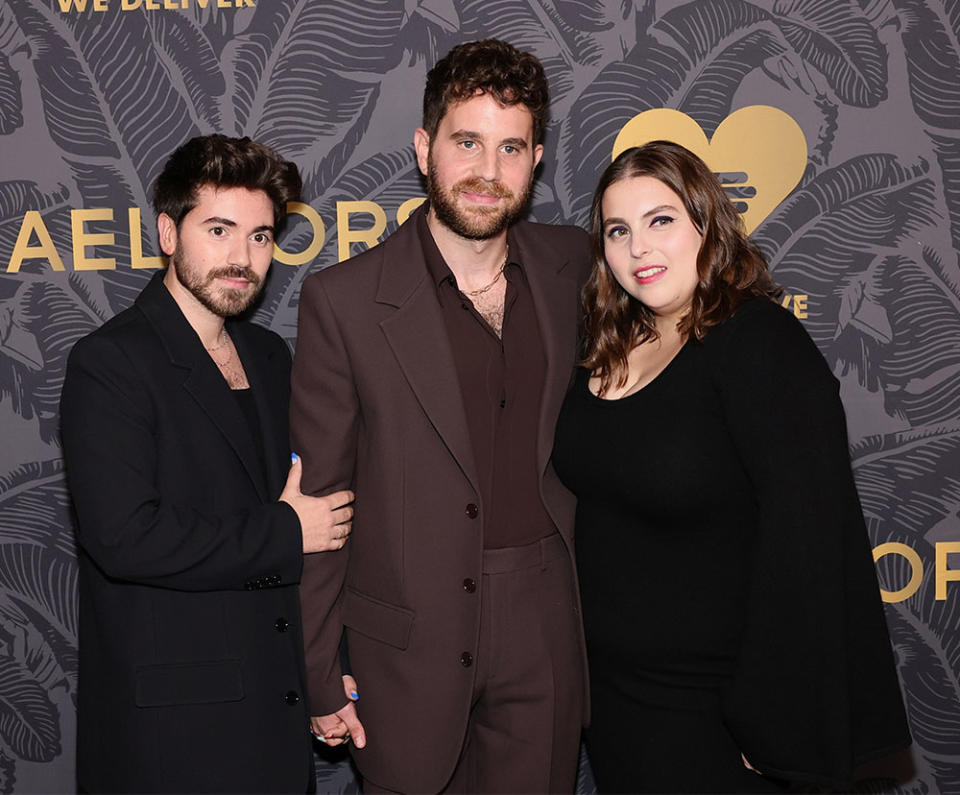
135,659,244,707
342,587,414,650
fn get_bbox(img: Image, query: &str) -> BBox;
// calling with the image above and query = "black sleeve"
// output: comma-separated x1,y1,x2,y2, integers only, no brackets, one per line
60,333,303,592
710,301,910,789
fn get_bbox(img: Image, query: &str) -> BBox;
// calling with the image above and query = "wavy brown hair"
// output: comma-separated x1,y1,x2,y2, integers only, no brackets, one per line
422,39,549,144
582,141,782,395
153,134,302,230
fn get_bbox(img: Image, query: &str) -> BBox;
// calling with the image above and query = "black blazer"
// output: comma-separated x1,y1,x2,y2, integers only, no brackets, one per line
60,273,311,793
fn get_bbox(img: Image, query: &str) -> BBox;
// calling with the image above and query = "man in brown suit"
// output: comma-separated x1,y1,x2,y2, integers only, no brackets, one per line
291,40,589,793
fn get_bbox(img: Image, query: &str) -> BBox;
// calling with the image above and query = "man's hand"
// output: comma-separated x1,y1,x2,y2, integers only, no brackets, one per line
280,454,354,553
310,675,366,748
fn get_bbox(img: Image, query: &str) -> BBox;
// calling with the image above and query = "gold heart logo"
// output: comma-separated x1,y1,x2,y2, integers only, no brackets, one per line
612,107,807,233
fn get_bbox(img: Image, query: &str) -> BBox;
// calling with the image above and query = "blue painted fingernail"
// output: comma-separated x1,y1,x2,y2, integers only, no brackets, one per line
350,690,359,700
291,453,299,463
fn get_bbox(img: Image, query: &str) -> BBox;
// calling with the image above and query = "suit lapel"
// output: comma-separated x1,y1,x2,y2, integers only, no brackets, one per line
512,231,580,474
375,217,480,491
180,355,270,503
231,324,282,498
137,274,270,502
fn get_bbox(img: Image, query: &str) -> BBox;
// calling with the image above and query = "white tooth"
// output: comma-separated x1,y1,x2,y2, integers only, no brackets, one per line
636,266,665,278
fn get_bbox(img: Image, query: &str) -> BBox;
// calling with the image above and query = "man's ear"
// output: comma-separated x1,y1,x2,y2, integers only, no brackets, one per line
157,213,178,257
532,143,544,172
414,128,431,176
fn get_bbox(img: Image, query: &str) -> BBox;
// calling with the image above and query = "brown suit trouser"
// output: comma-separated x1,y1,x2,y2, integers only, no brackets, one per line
363,533,584,794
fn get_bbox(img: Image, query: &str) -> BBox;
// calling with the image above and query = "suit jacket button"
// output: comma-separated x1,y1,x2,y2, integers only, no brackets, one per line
465,503,479,519
459,651,473,667
462,578,476,593
285,691,300,705
275,617,289,632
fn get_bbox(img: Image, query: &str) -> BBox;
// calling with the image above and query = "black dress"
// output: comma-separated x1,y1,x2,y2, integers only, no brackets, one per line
553,299,910,794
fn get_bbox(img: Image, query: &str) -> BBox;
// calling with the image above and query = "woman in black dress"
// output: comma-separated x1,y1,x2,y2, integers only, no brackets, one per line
553,142,910,793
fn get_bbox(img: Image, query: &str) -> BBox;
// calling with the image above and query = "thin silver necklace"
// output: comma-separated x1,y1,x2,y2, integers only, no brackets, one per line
205,328,232,367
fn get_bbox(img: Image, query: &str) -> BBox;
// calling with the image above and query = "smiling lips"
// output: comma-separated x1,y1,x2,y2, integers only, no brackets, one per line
459,191,503,210
460,189,502,206
633,265,667,284
219,276,252,289
209,267,261,291
456,177,511,208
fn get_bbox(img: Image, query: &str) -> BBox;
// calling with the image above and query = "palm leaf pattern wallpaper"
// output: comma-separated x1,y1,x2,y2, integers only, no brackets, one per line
0,0,957,791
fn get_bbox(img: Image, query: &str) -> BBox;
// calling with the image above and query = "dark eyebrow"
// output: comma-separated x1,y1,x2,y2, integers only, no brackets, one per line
603,205,681,228
449,130,528,149
641,204,679,219
202,217,274,234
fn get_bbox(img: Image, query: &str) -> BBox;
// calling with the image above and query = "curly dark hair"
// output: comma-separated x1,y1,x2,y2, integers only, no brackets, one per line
152,134,302,229
422,39,549,143
582,141,782,395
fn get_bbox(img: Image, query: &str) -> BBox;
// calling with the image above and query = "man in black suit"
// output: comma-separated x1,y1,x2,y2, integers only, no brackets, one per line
60,135,355,793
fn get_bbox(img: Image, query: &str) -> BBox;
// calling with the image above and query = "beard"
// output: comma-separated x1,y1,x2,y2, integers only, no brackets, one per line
171,248,264,318
427,156,533,241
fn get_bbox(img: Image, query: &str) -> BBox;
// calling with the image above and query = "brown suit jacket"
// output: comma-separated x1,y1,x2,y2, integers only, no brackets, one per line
290,208,590,792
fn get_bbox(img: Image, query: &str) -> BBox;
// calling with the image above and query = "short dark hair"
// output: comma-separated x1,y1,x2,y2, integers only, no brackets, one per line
152,134,302,228
422,39,549,144
583,141,782,395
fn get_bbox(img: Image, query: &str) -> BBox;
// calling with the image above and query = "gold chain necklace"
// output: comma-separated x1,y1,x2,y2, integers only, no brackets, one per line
463,245,509,297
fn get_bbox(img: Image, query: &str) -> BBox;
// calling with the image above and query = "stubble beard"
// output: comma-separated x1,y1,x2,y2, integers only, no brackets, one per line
427,155,533,241
171,248,264,318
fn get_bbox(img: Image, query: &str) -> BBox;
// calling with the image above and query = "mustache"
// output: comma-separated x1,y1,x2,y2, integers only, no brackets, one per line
454,178,514,200
207,266,262,286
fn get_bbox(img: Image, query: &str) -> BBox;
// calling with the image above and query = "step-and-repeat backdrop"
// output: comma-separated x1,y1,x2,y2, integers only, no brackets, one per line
1,1,958,792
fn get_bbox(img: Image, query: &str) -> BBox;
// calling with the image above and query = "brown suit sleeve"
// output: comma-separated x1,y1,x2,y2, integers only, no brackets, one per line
291,273,358,714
